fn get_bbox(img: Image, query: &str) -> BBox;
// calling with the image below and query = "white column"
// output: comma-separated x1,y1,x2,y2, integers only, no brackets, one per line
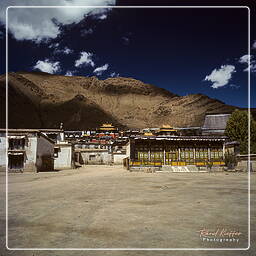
60,132,64,142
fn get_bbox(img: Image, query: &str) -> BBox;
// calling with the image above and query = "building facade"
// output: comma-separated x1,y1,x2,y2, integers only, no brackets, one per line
0,129,55,172
128,135,228,169
54,142,73,169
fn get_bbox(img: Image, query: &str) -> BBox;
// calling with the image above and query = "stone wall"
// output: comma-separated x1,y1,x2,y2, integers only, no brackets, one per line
80,150,112,165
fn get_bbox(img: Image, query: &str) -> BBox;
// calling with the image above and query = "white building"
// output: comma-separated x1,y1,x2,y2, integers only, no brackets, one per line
54,142,73,170
40,129,74,170
0,129,55,172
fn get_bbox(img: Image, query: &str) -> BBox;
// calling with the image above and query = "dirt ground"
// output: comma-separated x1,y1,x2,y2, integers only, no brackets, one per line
0,165,255,256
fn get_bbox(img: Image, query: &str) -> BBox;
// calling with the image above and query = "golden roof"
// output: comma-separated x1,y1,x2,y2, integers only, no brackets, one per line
144,132,154,136
159,124,177,132
101,123,114,127
99,123,116,131
162,124,172,129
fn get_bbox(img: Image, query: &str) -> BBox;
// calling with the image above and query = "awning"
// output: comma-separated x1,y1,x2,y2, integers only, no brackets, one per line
8,136,26,139
8,152,24,155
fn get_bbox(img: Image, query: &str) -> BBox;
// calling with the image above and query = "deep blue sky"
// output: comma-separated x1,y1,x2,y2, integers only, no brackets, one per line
0,0,255,108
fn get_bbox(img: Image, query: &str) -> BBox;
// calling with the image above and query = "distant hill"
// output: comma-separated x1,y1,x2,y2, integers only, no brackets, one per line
0,71,242,129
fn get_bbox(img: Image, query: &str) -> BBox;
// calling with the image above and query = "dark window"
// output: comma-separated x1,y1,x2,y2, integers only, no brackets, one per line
8,138,25,150
8,154,24,169
89,155,96,160
54,148,60,158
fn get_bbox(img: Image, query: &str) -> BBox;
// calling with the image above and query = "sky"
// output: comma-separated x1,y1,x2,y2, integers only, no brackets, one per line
0,0,255,108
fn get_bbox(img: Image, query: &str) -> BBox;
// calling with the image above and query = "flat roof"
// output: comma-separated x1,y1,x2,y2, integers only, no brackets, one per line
0,129,55,144
131,135,227,141
0,129,40,132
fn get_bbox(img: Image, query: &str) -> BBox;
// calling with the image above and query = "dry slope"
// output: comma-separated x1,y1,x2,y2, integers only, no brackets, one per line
0,71,237,129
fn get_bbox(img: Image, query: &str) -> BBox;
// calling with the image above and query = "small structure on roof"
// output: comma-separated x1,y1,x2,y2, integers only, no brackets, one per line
99,123,117,131
157,125,177,136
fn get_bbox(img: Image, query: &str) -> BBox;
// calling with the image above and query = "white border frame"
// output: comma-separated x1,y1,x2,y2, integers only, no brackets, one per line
5,5,251,251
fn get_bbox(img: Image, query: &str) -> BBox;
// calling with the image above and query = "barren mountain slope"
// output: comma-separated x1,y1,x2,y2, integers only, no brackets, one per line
0,71,237,129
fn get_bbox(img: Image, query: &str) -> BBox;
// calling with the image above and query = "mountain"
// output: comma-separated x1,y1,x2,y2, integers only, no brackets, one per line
0,71,239,129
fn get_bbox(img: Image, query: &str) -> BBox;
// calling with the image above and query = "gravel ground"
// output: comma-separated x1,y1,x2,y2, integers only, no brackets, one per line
0,165,255,256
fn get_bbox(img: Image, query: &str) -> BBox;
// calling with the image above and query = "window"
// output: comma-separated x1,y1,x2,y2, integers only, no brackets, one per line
138,152,149,160
210,148,223,159
8,138,25,150
54,148,60,158
8,154,24,169
196,148,208,160
89,155,96,160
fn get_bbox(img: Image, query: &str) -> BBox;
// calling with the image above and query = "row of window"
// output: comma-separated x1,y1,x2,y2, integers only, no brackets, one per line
76,144,108,149
8,139,25,150
137,148,223,161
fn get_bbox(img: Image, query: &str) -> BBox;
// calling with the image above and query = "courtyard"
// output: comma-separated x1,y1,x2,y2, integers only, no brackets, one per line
0,166,255,256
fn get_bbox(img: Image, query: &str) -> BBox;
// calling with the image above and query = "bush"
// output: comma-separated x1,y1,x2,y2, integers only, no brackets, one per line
224,153,237,169
225,110,256,154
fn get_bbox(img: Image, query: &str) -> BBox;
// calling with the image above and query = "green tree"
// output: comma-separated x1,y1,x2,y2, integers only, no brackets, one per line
225,110,256,154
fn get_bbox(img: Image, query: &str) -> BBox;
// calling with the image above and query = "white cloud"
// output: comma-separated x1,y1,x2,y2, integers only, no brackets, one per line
110,72,119,77
75,51,95,67
121,36,130,45
252,41,256,49
238,54,251,64
57,46,73,55
99,14,107,20
33,59,60,74
243,64,256,73
238,54,256,73
0,0,115,42
93,64,109,75
81,28,94,37
230,84,240,89
63,47,73,54
49,42,59,48
49,43,73,55
204,65,236,89
65,70,74,76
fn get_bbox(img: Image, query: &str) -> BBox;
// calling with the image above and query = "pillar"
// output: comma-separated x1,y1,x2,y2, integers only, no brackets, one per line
223,143,225,159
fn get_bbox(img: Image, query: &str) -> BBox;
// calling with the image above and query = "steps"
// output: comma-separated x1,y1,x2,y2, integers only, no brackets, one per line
160,165,204,172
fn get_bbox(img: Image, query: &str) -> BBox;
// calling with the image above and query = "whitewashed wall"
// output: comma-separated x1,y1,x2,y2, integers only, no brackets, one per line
126,142,130,157
54,145,72,169
113,153,127,165
0,135,6,167
80,150,112,165
23,137,38,171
